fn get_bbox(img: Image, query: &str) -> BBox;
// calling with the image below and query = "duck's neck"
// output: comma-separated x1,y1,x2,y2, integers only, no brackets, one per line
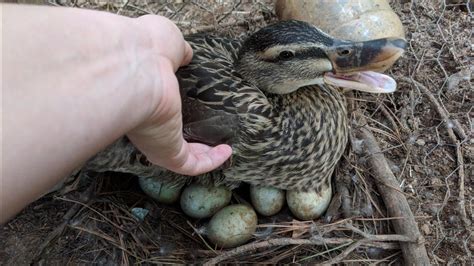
266,84,345,115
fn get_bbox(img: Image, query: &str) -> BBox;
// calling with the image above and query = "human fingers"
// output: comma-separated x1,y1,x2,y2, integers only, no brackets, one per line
165,143,232,176
181,41,193,66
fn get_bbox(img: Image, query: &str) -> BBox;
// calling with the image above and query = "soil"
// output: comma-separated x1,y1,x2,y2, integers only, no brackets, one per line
1,0,472,264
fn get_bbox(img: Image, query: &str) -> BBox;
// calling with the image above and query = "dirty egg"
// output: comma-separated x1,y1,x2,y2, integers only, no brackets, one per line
139,176,183,204
207,204,257,248
180,184,231,219
250,185,285,216
286,187,332,220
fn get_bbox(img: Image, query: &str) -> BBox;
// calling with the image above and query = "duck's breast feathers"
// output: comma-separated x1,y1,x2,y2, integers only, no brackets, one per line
177,35,271,146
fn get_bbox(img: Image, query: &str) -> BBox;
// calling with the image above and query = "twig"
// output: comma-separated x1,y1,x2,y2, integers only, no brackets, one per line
30,185,95,264
116,0,130,15
217,0,242,23
298,241,354,263
325,167,352,222
70,225,138,259
399,77,467,140
455,140,470,227
354,115,430,265
399,77,470,228
434,165,459,251
203,235,407,265
339,180,352,218
344,223,414,242
322,241,363,264
380,104,402,135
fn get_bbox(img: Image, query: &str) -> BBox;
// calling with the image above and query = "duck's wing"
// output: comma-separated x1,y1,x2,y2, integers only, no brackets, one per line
178,35,271,147
82,35,270,177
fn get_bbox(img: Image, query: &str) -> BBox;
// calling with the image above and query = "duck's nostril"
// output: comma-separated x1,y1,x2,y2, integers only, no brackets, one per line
338,49,351,56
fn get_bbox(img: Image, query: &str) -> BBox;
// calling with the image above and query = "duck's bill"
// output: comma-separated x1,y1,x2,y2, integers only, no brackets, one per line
325,37,406,93
323,71,396,93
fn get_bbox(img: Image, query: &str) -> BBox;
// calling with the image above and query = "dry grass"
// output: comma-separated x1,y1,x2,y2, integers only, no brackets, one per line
1,0,472,264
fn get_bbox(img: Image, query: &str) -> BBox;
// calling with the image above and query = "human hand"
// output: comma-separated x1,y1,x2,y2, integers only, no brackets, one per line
127,15,232,176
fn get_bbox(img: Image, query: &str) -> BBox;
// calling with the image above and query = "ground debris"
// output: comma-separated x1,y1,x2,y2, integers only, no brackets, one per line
1,0,472,264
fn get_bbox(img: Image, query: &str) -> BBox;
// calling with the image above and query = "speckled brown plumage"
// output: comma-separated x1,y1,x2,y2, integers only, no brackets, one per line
83,21,384,191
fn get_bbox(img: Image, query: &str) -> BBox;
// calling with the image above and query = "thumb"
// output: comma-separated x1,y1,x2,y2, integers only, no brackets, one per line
180,41,193,67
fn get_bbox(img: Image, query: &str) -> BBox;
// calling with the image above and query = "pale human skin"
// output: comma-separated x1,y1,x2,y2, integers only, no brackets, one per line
1,5,232,223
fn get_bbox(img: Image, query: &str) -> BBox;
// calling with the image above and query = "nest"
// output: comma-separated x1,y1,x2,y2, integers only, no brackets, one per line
2,1,472,264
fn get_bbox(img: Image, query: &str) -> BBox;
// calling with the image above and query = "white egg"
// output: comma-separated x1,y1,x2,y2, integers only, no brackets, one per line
286,186,332,220
207,204,257,248
250,185,285,216
180,184,232,219
139,176,182,204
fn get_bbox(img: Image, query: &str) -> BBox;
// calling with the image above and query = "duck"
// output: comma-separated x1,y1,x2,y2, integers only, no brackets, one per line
84,20,405,193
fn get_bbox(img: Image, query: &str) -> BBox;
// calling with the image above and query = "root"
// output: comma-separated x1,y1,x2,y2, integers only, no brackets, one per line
203,234,408,265
353,113,430,265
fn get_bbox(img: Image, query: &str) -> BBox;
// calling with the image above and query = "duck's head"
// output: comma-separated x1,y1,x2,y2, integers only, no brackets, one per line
236,20,406,94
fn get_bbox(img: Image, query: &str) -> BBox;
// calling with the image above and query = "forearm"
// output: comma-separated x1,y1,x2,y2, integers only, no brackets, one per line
2,5,158,221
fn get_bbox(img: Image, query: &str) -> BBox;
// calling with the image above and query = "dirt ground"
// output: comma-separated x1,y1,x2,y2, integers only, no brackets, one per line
1,0,472,264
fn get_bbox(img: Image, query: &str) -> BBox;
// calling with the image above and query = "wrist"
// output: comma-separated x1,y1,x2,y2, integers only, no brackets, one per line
114,18,167,130
127,15,187,128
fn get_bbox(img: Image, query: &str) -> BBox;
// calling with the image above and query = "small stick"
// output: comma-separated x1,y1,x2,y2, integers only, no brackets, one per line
399,77,470,227
380,104,401,135
322,241,363,264
204,235,408,265
455,140,470,227
398,77,467,140
30,185,94,263
354,118,430,265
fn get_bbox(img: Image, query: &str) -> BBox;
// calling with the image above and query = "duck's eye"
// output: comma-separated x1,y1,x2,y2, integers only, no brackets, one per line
278,50,295,60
